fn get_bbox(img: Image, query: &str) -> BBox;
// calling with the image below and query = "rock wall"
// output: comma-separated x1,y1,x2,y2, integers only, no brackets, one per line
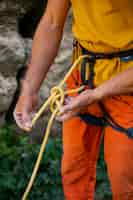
0,0,73,137
0,0,30,113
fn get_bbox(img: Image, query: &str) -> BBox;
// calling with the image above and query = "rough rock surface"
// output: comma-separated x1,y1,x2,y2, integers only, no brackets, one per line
0,0,33,112
0,0,73,138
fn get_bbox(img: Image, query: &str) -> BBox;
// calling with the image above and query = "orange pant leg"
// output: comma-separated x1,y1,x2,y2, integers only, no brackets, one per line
62,45,103,199
62,117,102,200
104,95,133,200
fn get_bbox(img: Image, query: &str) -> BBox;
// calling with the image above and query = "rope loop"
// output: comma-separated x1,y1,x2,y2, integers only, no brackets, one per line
22,55,88,200
50,86,65,114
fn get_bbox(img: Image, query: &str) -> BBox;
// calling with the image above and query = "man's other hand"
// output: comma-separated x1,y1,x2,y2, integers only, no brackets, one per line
57,89,100,122
14,91,38,132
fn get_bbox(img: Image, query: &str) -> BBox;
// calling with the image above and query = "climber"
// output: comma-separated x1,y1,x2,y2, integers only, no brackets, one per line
14,0,133,199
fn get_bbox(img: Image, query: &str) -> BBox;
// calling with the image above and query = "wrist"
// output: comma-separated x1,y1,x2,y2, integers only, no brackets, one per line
21,79,39,96
93,87,105,101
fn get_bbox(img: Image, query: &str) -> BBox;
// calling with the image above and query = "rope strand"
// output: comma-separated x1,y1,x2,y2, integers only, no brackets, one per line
22,55,88,200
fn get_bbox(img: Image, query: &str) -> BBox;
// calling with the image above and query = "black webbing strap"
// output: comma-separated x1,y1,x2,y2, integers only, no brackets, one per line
77,42,133,138
80,44,133,87
80,44,133,60
81,57,96,88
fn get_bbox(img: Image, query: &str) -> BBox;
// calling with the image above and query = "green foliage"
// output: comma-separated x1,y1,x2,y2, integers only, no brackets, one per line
0,125,112,200
0,125,63,200
96,142,112,200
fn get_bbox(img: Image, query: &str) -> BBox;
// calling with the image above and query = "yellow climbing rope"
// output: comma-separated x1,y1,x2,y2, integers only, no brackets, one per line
22,55,89,200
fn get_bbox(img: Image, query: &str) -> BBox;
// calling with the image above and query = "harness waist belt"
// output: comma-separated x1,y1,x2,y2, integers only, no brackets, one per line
79,43,133,60
75,41,133,138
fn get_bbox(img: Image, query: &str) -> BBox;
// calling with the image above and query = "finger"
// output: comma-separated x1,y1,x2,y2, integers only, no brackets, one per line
13,112,27,130
30,111,36,119
56,111,77,122
60,100,79,115
19,99,34,131
59,105,73,115
13,110,32,132
64,96,74,105
22,111,32,130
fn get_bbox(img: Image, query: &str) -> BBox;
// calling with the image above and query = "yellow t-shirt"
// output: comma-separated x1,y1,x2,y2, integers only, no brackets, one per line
71,0,133,86
71,0,133,52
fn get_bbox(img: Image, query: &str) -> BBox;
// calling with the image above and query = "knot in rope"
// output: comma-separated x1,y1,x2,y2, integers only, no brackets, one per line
22,55,88,200
50,86,65,114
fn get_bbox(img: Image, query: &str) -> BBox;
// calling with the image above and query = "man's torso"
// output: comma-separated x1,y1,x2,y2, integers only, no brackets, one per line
71,0,133,52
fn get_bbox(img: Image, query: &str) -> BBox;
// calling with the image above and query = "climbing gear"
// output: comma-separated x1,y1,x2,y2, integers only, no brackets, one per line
75,41,133,87
80,102,133,138
21,43,133,199
73,41,133,138
62,67,133,200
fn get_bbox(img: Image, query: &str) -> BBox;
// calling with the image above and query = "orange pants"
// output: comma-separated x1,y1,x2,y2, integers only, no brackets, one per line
61,55,133,200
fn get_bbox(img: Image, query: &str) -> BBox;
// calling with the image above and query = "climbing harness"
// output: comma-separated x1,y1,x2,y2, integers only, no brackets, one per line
76,41,133,138
22,42,133,200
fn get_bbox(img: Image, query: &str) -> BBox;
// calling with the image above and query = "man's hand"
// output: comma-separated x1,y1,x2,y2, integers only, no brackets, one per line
14,90,38,132
57,65,133,122
57,89,100,122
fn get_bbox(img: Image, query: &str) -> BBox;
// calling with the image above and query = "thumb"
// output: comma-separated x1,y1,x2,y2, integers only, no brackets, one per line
14,99,33,131
21,99,35,131
60,101,78,115
22,110,32,131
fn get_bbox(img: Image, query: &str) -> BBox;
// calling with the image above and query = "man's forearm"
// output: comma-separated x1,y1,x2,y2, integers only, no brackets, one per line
22,17,63,94
95,67,133,99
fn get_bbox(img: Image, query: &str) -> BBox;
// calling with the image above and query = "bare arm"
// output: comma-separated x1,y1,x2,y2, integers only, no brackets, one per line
14,0,70,130
23,0,70,94
95,66,133,99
